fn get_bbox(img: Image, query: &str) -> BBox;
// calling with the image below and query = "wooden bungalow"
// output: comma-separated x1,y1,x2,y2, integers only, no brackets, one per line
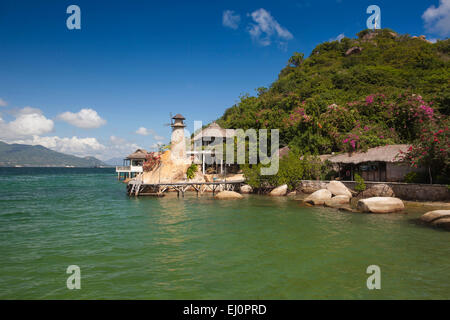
328,144,423,182
190,122,236,174
116,149,148,180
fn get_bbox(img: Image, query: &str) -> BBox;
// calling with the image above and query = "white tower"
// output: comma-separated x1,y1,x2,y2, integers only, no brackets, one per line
170,114,188,163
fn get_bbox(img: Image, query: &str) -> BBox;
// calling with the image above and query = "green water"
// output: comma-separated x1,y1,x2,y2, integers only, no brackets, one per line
0,168,449,299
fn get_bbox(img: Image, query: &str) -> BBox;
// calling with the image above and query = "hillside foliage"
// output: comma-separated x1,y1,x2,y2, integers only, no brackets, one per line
217,29,449,157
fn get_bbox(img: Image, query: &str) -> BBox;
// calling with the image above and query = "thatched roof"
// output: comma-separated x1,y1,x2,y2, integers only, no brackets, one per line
193,122,235,141
126,149,148,160
328,144,410,164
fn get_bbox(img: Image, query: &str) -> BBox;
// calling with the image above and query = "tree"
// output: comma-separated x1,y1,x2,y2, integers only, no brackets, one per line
288,52,304,67
398,121,449,184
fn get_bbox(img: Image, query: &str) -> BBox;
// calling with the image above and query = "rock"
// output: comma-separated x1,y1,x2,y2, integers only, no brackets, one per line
419,210,450,231
215,191,243,200
240,184,253,194
298,181,328,194
304,189,332,205
357,197,405,213
324,195,350,208
412,35,433,44
142,150,190,184
327,181,352,198
361,184,394,198
269,184,288,197
362,32,378,40
431,218,450,231
345,46,362,56
338,206,359,213
419,210,450,223
287,191,297,196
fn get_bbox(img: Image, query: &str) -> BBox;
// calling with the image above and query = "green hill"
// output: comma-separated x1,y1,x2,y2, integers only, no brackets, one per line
218,29,449,154
0,141,106,167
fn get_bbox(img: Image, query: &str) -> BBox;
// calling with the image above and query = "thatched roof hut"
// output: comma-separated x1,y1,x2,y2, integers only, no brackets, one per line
328,144,410,164
193,122,235,141
126,149,148,160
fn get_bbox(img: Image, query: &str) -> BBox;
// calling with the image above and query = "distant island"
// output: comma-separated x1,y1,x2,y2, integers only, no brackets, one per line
0,141,107,167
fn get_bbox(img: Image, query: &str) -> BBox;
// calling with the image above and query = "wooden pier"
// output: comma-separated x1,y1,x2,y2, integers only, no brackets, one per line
127,180,245,197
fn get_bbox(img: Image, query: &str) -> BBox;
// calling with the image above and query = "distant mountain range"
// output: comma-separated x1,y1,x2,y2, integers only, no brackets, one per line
104,157,124,166
0,141,108,167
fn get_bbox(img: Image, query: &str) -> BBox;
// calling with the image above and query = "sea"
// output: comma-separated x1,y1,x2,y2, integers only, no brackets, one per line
0,167,449,299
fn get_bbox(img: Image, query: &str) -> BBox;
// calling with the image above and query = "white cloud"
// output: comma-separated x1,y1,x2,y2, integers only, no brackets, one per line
422,0,450,36
110,135,127,145
136,127,154,136
0,107,54,140
150,142,164,149
223,10,241,29
0,105,141,160
330,33,345,42
13,135,106,157
0,98,7,107
57,108,106,129
107,135,144,160
8,134,143,160
247,8,293,47
135,126,165,142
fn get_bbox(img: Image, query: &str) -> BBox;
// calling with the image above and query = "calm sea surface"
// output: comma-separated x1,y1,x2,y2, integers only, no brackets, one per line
0,167,448,299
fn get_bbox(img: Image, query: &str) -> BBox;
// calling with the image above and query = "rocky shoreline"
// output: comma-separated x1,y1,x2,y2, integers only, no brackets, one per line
213,180,450,231
130,149,449,231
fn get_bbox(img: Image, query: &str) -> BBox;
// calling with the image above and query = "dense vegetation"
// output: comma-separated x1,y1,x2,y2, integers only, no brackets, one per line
0,141,106,167
217,29,449,184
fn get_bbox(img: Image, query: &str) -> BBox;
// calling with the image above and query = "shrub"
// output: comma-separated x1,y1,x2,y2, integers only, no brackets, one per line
403,172,418,183
143,152,161,172
354,173,366,192
186,164,198,180
242,150,329,190
403,171,428,183
398,120,449,184
242,164,263,189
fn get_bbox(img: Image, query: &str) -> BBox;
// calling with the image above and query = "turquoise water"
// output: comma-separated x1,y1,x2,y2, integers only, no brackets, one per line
0,168,449,299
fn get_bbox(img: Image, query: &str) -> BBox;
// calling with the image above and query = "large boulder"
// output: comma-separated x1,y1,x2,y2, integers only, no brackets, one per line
420,210,450,231
345,46,362,56
419,210,450,223
143,150,191,184
361,184,394,198
298,181,328,194
304,189,332,205
240,184,253,194
215,191,243,200
357,197,404,213
324,195,350,208
269,184,288,196
327,181,352,198
431,218,450,231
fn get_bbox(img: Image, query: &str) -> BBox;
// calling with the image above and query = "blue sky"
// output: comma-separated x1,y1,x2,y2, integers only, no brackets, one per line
0,0,448,160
